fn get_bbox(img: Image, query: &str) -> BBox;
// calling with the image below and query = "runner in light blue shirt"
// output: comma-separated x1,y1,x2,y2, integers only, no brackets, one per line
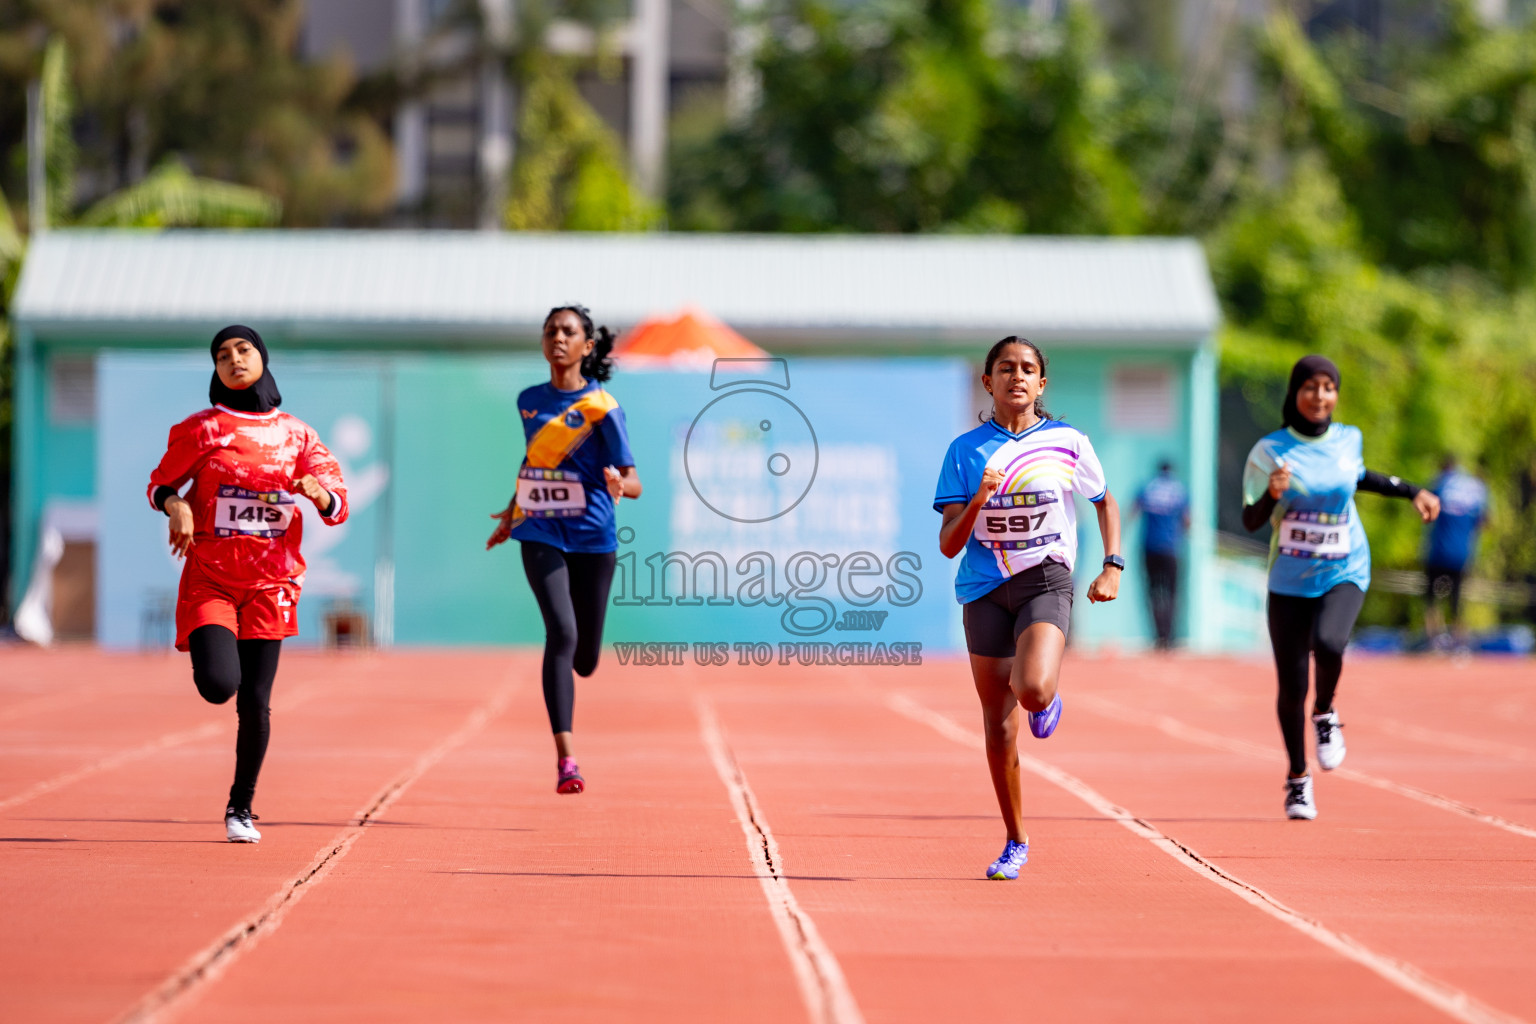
1241,355,1438,822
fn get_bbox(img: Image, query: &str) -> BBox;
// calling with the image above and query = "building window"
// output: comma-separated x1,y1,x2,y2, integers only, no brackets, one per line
1108,365,1174,433
50,356,96,425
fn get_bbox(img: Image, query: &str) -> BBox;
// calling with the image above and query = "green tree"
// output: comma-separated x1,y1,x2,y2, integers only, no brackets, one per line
1260,4,1536,287
0,34,283,612
670,0,1150,233
1211,8,1536,623
504,54,660,231
0,1,393,227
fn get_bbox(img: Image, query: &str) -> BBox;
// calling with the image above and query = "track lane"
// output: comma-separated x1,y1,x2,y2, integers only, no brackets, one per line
1086,655,1536,828
0,652,227,801
703,663,1456,1024
0,651,529,1024
899,657,1536,1021
172,663,810,1023
2,651,1530,1022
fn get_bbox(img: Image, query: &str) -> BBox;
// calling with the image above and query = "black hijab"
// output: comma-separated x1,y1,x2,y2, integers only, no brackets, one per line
209,325,282,414
1282,354,1339,438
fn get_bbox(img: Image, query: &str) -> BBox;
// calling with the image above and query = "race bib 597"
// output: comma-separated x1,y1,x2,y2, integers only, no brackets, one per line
215,485,296,539
974,490,1062,551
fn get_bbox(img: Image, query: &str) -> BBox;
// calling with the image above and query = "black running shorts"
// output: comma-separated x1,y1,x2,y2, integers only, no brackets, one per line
963,559,1074,658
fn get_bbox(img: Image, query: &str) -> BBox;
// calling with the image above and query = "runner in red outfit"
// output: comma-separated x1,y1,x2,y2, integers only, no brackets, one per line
147,326,348,842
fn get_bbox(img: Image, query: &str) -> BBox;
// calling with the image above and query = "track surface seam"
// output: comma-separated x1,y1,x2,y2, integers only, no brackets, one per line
113,679,518,1024
1073,692,1536,840
886,693,1527,1024
696,697,865,1024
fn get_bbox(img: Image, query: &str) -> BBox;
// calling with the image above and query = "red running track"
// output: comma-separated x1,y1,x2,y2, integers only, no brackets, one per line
0,646,1532,1022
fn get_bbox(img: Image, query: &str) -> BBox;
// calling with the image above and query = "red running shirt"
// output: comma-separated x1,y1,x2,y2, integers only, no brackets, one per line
147,405,349,586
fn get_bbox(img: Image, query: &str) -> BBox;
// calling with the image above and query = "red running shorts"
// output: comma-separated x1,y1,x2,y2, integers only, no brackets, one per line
175,558,301,651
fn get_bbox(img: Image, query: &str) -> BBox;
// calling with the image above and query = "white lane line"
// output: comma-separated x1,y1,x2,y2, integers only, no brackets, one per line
1374,718,1536,765
0,688,321,816
1073,693,1536,841
115,680,518,1024
696,697,865,1024
887,693,1526,1024
0,688,98,724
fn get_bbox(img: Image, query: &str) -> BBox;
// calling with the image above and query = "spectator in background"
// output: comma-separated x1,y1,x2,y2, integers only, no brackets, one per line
1134,460,1190,650
1424,456,1488,649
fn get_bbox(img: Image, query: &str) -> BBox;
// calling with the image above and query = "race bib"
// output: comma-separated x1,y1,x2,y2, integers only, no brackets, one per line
214,485,296,539
1279,510,1351,560
516,467,587,519
974,490,1062,551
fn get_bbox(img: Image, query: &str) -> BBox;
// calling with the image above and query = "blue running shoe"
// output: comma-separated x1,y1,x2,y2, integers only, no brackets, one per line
1029,692,1062,739
986,839,1029,880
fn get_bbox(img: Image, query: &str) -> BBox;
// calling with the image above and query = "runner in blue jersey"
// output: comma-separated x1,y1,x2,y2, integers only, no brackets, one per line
488,305,642,795
1423,457,1488,646
934,337,1124,879
1242,355,1438,821
1134,461,1190,649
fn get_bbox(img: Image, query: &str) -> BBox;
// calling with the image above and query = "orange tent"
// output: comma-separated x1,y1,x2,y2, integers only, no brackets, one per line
613,308,767,367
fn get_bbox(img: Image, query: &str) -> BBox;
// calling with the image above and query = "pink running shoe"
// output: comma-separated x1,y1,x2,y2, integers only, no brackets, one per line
556,757,585,794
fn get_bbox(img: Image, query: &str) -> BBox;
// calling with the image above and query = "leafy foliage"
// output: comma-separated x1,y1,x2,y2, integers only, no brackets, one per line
77,157,279,228
0,1,392,227
676,0,1536,622
505,56,660,231
670,0,1150,234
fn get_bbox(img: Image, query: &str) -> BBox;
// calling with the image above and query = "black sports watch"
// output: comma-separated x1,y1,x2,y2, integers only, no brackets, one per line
1102,554,1126,571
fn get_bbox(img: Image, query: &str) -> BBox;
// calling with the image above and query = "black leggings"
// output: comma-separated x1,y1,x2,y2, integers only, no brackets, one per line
1144,551,1179,648
1266,584,1365,776
520,541,617,735
188,625,281,811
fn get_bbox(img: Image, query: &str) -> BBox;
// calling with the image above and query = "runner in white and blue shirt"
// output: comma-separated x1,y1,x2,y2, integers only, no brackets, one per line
933,337,1123,881
935,418,1109,603
1241,355,1438,821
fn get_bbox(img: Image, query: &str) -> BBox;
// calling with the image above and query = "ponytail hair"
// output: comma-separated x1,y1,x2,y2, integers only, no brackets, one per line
980,335,1052,423
545,304,616,383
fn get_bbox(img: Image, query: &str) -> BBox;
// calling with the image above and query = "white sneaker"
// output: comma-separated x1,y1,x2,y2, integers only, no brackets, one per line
1284,776,1316,820
1313,711,1346,771
225,807,261,843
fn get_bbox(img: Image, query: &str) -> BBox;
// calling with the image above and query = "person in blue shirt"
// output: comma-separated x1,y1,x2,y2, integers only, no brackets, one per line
934,336,1123,880
1423,456,1488,646
1133,460,1189,650
1242,355,1438,821
487,305,642,795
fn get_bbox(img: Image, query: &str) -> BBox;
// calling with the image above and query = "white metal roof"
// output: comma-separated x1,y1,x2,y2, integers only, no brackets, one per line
14,230,1220,346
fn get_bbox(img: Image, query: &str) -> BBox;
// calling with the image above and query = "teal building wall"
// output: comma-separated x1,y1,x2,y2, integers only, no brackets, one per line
14,333,1217,652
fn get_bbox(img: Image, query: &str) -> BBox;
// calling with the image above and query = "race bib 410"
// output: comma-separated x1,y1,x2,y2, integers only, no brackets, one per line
1279,509,1351,560
516,467,587,519
215,485,297,538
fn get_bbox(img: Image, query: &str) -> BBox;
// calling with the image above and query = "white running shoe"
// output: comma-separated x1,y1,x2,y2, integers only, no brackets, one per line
1313,710,1346,771
1284,776,1317,820
225,807,261,843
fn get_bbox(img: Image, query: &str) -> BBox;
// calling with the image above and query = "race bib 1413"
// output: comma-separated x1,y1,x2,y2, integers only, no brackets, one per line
214,485,296,539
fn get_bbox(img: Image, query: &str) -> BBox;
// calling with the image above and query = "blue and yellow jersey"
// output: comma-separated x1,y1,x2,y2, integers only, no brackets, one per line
509,380,635,553
1242,424,1370,598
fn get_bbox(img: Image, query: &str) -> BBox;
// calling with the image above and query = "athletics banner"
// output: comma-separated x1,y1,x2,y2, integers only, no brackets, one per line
95,352,973,651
